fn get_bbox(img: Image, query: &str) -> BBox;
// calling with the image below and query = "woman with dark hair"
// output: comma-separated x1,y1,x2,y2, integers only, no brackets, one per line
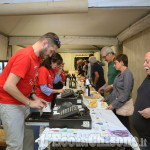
101,54,134,133
34,53,65,150
35,53,65,111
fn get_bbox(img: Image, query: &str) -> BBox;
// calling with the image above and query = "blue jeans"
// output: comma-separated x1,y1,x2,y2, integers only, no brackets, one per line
142,140,150,150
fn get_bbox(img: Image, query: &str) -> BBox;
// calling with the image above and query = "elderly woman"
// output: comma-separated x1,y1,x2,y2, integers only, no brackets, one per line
102,54,134,131
89,56,105,91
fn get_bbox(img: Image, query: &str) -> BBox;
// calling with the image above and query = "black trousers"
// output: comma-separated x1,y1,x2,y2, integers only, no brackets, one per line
116,114,130,132
113,109,130,131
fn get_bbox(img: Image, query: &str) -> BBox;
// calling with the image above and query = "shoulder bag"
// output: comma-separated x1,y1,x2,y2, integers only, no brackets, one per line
115,87,134,116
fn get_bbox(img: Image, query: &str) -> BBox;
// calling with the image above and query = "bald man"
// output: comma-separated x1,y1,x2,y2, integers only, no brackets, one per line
133,52,150,150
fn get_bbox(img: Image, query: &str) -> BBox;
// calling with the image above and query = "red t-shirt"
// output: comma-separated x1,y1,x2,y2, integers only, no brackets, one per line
35,66,55,102
0,46,41,105
54,68,65,82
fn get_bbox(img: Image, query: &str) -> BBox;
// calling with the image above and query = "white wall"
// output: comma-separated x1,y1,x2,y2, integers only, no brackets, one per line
0,34,8,60
12,45,23,55
94,51,100,60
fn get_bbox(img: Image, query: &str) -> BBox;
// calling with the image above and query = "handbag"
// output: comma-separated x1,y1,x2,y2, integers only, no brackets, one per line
115,87,134,116
116,98,134,116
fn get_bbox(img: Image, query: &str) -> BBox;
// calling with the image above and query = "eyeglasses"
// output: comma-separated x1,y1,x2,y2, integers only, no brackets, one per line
46,37,61,45
114,61,119,65
102,53,110,59
144,59,150,64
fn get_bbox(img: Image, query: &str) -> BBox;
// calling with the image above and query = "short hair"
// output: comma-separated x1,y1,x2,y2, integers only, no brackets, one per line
40,53,63,69
89,56,97,63
101,46,114,55
38,32,61,48
114,54,128,67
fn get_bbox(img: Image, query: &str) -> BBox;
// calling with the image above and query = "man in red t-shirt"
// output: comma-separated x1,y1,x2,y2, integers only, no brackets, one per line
0,32,61,150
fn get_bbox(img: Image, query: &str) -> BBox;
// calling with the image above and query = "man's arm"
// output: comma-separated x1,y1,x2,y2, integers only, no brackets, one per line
105,84,113,92
98,82,108,93
3,73,46,109
94,71,99,87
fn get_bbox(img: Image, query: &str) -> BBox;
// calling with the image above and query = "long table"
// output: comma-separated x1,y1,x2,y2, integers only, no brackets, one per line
36,91,140,150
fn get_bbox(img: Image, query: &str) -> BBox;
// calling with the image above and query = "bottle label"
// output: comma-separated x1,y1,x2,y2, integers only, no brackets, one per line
72,82,75,87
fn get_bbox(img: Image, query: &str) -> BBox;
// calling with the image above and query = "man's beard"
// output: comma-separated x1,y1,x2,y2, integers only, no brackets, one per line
39,48,49,59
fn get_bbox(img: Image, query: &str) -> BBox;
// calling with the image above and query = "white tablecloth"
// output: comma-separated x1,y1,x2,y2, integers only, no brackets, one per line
36,97,140,150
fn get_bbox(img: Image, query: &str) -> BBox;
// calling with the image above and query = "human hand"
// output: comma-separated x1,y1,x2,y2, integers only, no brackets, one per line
57,66,63,75
106,104,114,110
30,99,47,110
80,76,85,80
98,88,104,93
139,108,150,119
58,89,65,93
100,98,105,102
105,85,113,92
40,99,48,107
31,95,48,108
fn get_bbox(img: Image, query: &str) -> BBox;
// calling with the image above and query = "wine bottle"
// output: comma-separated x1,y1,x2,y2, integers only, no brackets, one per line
69,76,72,88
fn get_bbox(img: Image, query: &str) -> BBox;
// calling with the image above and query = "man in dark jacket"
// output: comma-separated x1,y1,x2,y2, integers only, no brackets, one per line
133,52,150,150
89,56,105,91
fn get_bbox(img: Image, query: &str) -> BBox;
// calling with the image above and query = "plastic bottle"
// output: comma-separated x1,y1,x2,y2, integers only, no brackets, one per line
85,84,90,96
